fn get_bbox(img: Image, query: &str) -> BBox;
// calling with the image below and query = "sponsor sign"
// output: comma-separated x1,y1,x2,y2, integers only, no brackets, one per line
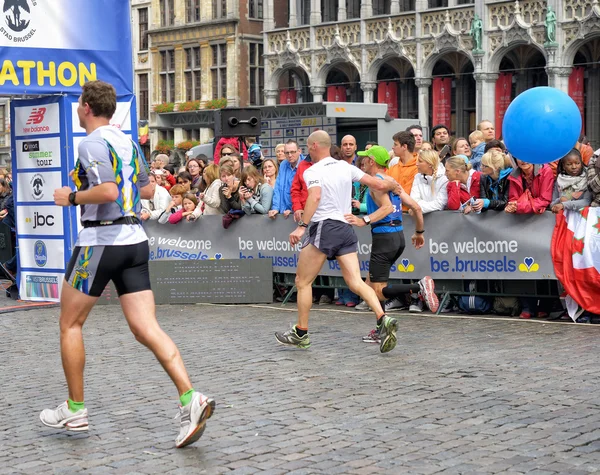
13,103,60,136
15,136,61,169
18,238,65,270
16,171,62,202
143,213,556,280
0,0,134,95
19,272,61,301
16,205,64,236
71,99,133,134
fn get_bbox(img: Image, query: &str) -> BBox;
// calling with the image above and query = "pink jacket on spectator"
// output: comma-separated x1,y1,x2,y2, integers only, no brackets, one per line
508,164,554,214
168,207,185,224
447,170,481,210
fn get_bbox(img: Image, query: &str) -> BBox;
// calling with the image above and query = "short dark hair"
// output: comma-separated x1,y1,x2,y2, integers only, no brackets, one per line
196,154,209,165
557,148,583,175
177,171,192,182
165,164,176,175
406,124,422,133
365,141,378,147
484,139,506,153
392,131,416,153
431,124,449,139
81,80,117,119
286,139,299,147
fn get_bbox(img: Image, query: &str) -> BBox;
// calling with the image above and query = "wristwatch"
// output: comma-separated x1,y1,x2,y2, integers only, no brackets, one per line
362,215,371,225
68,191,78,206
298,220,308,228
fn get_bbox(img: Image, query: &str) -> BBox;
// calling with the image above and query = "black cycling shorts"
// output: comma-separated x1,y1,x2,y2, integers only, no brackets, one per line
369,231,405,283
304,219,358,260
65,241,151,297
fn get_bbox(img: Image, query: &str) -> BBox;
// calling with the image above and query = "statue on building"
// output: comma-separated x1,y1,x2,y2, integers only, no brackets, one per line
545,6,558,45
470,14,484,53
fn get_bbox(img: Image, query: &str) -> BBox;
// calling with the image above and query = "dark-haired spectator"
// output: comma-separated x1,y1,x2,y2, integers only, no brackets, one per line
477,120,496,143
550,149,591,213
506,159,554,214
169,193,199,224
141,172,172,221
388,131,418,197
268,140,303,219
240,166,273,215
158,184,187,224
469,130,485,171
177,171,192,192
185,158,204,193
262,158,279,188
431,125,451,161
484,139,506,154
469,150,513,213
406,124,424,153
218,164,242,214
340,135,358,164
445,156,481,210
197,164,222,216
365,141,378,151
586,149,600,207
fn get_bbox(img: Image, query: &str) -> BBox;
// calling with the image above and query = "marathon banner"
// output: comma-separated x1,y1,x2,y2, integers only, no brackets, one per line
144,212,557,280
0,0,134,95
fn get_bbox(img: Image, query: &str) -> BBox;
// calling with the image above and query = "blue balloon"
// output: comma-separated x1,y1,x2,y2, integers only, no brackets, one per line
503,86,582,165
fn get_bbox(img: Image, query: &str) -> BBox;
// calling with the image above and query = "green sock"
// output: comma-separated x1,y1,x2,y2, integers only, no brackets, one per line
180,389,195,406
67,399,85,413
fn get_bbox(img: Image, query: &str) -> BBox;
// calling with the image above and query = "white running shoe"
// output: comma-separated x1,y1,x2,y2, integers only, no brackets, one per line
409,298,424,313
40,401,89,432
355,300,371,311
384,297,406,312
418,276,440,313
175,392,216,448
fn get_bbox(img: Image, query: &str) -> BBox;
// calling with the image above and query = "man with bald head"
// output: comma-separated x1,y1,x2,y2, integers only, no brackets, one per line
340,135,358,165
275,130,402,354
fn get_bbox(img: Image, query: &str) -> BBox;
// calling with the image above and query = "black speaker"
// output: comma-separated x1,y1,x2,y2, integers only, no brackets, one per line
214,108,261,137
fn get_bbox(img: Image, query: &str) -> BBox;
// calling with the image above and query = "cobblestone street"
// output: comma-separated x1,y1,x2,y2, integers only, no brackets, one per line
2,303,600,474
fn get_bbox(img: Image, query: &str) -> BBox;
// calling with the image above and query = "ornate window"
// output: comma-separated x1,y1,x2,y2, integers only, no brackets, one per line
249,0,263,19
186,0,201,22
138,8,148,50
138,74,149,120
373,0,391,15
160,50,176,102
184,47,201,101
213,0,227,18
249,43,264,105
428,0,448,7
211,44,227,99
159,0,175,26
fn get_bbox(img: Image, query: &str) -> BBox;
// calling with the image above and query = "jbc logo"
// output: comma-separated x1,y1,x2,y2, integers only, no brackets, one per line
25,212,55,229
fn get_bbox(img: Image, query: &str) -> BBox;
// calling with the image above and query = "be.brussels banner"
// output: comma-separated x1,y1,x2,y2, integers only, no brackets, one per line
0,0,134,95
143,212,556,280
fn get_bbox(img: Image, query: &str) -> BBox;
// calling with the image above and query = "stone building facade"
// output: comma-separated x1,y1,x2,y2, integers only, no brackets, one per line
143,0,264,150
262,0,600,146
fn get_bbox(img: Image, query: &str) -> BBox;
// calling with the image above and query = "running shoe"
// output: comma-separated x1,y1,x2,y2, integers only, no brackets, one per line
409,298,423,313
355,300,371,311
418,276,439,313
378,315,398,353
40,401,89,432
318,295,332,305
175,392,215,448
275,326,311,349
361,328,381,343
384,297,406,312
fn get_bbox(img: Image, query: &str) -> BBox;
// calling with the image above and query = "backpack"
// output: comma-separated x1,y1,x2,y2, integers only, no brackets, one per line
456,281,492,314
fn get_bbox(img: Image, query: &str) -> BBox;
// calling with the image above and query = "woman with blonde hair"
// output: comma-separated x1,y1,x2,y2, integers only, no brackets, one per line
409,149,449,213
467,150,513,213
261,157,279,187
240,165,273,214
445,156,481,210
195,163,223,216
274,143,286,164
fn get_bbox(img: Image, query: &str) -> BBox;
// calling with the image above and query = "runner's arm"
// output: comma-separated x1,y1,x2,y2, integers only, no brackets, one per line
365,189,394,224
71,183,119,204
140,183,153,200
300,186,321,224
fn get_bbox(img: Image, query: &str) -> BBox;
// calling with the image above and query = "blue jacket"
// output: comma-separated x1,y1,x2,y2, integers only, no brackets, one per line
470,143,485,171
271,155,304,212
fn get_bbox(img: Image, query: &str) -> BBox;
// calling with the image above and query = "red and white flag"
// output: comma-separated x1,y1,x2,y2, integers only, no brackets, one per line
552,207,600,315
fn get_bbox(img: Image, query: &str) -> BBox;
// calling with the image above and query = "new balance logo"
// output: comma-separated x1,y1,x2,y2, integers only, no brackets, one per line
26,108,46,125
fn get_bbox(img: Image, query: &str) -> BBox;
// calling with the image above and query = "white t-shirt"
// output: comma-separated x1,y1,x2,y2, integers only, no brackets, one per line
304,157,365,223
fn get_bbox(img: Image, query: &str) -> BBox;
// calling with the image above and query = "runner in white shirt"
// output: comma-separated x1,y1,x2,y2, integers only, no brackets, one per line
275,130,403,353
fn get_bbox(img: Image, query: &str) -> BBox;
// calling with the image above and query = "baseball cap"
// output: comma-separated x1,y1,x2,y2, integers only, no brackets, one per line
357,145,391,167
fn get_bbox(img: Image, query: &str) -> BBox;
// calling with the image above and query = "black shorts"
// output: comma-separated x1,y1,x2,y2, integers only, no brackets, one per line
369,231,405,283
65,241,151,297
304,219,358,260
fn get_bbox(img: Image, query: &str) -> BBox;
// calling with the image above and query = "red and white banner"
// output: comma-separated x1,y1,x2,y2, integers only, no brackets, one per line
495,73,512,139
377,81,398,118
568,67,585,134
432,78,451,127
327,86,346,102
552,208,600,315
279,89,297,104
